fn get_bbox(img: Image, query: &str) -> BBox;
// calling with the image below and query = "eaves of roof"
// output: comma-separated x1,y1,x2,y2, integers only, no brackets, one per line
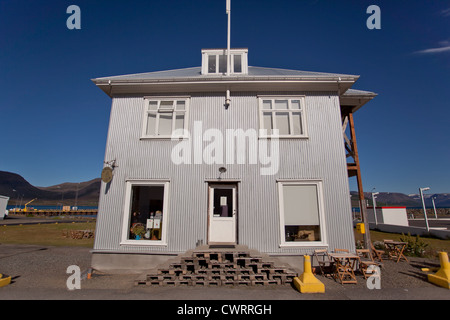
92,66,359,83
340,88,378,112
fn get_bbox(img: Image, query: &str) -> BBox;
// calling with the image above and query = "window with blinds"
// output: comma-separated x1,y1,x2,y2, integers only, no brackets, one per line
278,181,324,244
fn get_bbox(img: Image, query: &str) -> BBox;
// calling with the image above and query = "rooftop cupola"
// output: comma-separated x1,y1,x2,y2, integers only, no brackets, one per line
201,48,248,75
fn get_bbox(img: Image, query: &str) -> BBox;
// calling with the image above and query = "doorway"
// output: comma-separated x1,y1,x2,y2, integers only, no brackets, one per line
208,183,237,245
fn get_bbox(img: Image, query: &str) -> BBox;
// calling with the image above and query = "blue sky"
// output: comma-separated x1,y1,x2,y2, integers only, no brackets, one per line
0,0,449,195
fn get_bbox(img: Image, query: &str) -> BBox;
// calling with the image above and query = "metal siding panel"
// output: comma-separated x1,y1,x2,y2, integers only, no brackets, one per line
94,92,355,255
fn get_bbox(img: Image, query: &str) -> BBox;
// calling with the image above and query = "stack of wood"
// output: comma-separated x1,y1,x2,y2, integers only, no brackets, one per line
63,229,95,239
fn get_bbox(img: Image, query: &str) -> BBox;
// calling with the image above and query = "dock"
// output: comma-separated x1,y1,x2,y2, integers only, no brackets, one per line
7,209,97,217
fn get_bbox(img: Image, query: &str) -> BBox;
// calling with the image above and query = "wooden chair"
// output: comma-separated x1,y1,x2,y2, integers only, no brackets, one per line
313,249,334,276
371,243,385,262
333,256,357,284
334,248,350,253
356,249,382,279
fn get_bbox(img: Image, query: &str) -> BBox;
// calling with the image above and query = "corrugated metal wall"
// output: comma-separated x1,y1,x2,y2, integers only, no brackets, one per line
93,92,355,255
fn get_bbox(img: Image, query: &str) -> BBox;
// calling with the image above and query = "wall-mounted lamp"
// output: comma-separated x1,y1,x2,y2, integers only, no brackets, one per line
224,90,231,109
218,167,227,179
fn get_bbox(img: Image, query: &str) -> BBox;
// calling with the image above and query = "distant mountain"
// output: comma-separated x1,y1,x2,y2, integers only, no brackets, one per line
1,170,448,208
350,191,450,207
0,171,100,206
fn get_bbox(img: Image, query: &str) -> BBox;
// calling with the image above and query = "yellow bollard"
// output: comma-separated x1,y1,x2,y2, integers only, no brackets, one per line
0,274,11,288
293,255,325,293
427,252,450,289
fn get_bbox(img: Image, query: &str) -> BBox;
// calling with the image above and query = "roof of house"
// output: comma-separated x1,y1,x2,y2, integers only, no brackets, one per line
340,88,378,112
92,66,376,111
92,66,358,82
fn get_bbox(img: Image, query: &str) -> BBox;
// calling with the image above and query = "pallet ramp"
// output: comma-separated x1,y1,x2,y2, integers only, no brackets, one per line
135,245,298,287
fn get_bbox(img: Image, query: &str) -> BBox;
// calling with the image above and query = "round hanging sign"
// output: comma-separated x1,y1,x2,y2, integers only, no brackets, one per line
101,167,113,183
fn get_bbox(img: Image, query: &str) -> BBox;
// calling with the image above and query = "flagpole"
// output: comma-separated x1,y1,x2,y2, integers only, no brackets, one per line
226,0,231,76
225,0,231,108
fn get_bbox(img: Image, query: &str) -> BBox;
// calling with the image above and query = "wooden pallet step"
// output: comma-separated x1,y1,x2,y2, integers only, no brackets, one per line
136,246,298,287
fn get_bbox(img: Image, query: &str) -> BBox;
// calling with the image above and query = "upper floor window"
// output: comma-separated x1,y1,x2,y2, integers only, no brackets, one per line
258,96,308,138
142,97,190,139
201,49,248,75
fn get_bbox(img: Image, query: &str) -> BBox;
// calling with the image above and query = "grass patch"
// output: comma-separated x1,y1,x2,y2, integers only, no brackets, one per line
0,221,96,247
355,229,450,258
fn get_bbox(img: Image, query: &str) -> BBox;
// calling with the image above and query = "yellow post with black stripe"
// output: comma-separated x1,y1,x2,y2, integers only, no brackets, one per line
293,255,325,293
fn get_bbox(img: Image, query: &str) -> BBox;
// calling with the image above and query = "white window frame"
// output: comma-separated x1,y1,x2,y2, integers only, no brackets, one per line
120,180,170,246
201,49,248,75
141,96,190,139
277,180,327,247
258,96,308,139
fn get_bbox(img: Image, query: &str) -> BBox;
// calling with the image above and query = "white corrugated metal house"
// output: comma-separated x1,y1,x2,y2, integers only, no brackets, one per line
91,48,376,273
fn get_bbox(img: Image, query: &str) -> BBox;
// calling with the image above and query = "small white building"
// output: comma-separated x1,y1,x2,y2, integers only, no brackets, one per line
0,195,9,220
367,206,409,226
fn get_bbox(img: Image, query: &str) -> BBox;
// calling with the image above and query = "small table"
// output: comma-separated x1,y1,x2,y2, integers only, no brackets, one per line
329,253,360,284
384,240,408,263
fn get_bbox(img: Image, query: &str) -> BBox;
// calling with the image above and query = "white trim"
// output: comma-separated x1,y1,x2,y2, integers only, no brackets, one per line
277,180,327,248
141,97,190,139
120,180,170,247
258,96,308,139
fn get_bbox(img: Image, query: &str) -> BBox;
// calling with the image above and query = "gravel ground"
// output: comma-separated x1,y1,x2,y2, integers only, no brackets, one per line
0,244,449,300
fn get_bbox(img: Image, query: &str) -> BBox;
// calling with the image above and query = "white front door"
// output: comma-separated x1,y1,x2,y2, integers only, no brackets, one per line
208,184,237,244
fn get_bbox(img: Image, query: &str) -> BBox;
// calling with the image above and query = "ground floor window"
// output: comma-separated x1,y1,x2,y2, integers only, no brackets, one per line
121,180,169,245
278,180,325,246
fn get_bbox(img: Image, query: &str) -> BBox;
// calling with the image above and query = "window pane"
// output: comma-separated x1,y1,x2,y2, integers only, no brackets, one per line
149,101,158,111
129,185,165,241
146,113,157,135
213,188,233,217
292,112,303,135
208,55,216,73
159,101,174,110
291,100,301,109
283,185,319,225
175,101,185,110
219,55,227,73
158,113,172,135
234,54,242,73
263,112,273,135
275,112,290,135
285,226,320,242
174,113,184,130
274,100,288,109
283,184,321,242
262,100,272,110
